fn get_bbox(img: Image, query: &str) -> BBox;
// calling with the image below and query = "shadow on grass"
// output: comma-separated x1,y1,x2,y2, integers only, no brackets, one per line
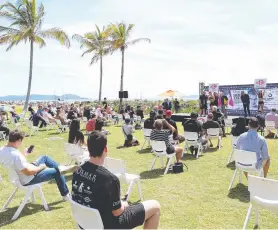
137,148,152,154
205,147,220,153
140,168,164,179
226,161,235,170
228,183,250,203
0,200,64,227
182,153,204,161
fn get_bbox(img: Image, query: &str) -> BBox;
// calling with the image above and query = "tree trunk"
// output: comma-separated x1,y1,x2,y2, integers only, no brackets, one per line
98,55,103,103
119,48,125,111
23,40,34,111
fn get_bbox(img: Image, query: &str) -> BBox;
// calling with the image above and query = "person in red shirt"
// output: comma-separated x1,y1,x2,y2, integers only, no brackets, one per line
86,114,96,133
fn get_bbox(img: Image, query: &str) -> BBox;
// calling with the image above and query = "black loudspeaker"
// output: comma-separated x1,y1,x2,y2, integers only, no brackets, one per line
119,91,128,99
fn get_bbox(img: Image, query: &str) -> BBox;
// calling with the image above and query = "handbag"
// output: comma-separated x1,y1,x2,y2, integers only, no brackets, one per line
172,162,188,173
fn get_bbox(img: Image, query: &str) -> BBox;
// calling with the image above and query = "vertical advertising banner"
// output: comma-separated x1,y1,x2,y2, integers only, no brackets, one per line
205,83,278,116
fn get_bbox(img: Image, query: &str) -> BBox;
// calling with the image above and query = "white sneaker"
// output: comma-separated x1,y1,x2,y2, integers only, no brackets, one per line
62,193,71,202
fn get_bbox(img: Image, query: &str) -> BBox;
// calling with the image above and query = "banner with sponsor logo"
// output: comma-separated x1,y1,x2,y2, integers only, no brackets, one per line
208,83,219,93
254,79,267,89
204,83,278,116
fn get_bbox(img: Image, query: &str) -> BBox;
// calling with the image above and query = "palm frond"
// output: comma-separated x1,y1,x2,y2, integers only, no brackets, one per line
39,28,70,48
125,38,151,47
90,55,100,65
82,47,96,57
34,35,46,48
0,25,20,34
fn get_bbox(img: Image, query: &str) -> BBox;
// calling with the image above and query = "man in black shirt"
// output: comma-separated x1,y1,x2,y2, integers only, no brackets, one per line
202,113,221,147
144,111,156,129
162,98,172,110
173,98,180,113
220,92,228,118
183,112,204,154
156,110,164,119
72,131,161,229
164,110,185,143
241,91,250,117
211,106,226,137
199,91,208,116
136,105,144,120
102,98,108,110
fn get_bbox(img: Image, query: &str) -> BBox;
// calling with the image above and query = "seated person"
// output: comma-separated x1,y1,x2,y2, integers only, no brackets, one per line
265,108,278,138
55,109,68,125
95,106,103,118
83,105,91,121
150,119,183,162
0,119,10,138
156,110,164,119
28,104,35,120
144,111,156,129
231,117,248,136
68,119,85,146
164,110,185,143
202,113,221,147
95,118,109,135
67,106,77,120
86,114,96,133
122,118,139,147
0,130,69,199
236,117,270,177
10,106,20,123
212,106,226,137
136,105,144,120
183,112,206,154
35,105,47,128
47,104,55,117
72,131,161,229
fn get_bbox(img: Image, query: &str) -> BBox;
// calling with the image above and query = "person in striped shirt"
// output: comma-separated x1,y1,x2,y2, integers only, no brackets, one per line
150,119,183,162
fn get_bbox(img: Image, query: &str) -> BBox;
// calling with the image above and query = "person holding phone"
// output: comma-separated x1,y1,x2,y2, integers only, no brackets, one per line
0,130,70,200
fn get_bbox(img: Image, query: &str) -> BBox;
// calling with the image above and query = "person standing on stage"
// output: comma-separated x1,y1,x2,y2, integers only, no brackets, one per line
220,92,228,118
256,89,265,112
199,91,208,116
162,98,172,111
241,91,250,117
208,92,215,112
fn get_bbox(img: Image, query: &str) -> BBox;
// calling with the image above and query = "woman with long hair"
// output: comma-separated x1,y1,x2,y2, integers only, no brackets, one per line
68,119,85,146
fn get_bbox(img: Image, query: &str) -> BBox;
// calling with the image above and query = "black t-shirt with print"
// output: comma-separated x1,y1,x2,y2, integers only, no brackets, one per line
72,162,121,229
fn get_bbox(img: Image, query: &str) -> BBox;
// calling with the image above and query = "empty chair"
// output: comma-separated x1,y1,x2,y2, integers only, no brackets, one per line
243,175,278,229
227,135,239,164
1,167,49,220
150,140,176,175
69,198,104,229
104,157,143,201
64,143,89,165
24,120,39,136
207,128,222,150
184,132,203,159
140,129,152,150
265,120,277,137
228,150,263,190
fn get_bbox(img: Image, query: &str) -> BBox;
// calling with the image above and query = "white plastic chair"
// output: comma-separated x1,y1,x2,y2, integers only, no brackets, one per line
0,131,6,141
150,140,176,175
104,157,143,201
64,143,89,165
225,119,233,133
207,128,222,150
140,129,152,150
265,120,277,137
228,150,263,190
184,132,202,159
10,115,21,130
243,175,278,229
44,117,56,131
0,167,49,220
69,198,104,229
24,120,39,136
227,136,239,164
55,119,68,133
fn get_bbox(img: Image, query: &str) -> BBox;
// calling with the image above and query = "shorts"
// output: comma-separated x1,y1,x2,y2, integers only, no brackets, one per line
166,145,175,154
117,203,145,229
200,105,207,110
258,101,264,105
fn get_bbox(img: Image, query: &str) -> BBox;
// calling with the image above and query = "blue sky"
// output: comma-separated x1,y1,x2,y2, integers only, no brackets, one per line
1,0,278,99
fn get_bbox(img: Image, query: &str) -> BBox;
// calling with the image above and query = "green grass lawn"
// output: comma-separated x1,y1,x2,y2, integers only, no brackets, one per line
0,122,278,229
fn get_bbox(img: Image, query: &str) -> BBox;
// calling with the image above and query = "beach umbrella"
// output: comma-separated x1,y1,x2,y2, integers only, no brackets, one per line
158,90,184,98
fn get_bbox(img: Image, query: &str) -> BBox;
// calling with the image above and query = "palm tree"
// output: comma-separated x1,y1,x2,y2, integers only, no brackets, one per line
73,25,110,102
109,23,150,108
0,0,70,110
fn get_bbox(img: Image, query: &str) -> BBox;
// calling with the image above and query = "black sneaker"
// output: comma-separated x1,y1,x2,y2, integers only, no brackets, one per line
194,148,198,155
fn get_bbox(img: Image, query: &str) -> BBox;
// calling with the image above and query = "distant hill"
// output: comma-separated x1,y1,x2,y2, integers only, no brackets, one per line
0,94,89,101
